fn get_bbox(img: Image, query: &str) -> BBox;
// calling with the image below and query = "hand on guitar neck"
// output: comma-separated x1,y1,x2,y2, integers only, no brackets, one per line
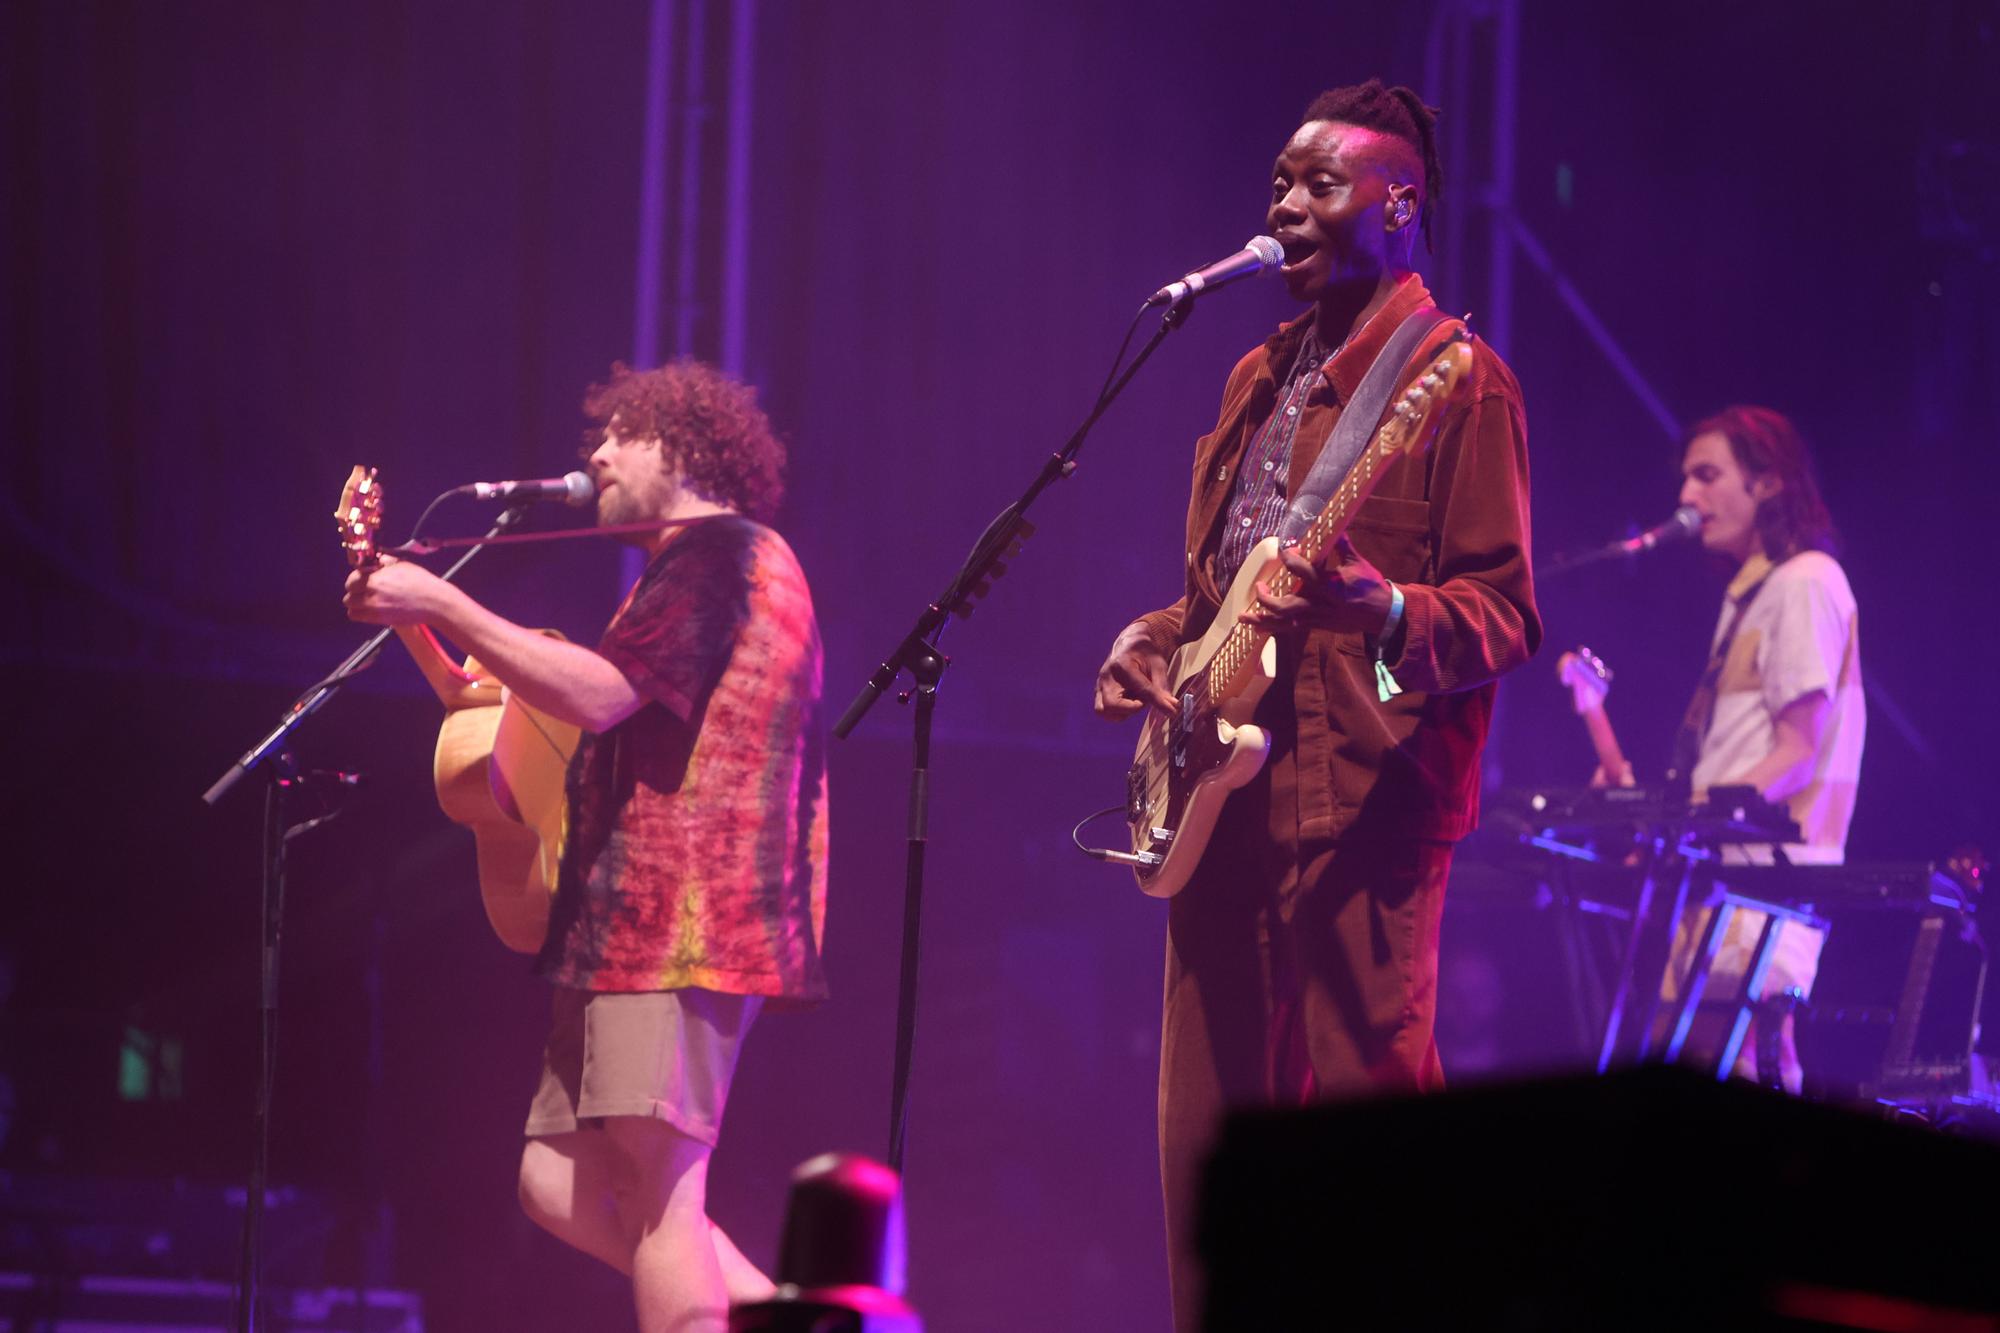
1100,331,1477,898
1557,647,1637,789
333,465,579,953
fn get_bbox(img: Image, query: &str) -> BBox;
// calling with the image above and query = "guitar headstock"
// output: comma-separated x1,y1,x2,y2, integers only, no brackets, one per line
1375,329,1475,461
1556,645,1612,715
335,465,385,569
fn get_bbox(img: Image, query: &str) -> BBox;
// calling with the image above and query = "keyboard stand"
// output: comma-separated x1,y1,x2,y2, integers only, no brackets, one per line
1660,884,1829,1078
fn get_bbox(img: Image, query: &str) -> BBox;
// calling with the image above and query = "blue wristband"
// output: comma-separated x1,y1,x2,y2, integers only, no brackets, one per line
1379,582,1406,640
1374,583,1406,702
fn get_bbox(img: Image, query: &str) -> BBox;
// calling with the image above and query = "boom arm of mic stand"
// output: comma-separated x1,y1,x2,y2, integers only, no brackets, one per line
836,294,1193,1176
1537,545,1622,580
201,504,534,807
833,296,1193,738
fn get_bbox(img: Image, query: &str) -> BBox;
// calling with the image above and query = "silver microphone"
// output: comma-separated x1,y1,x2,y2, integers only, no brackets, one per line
1146,236,1285,307
1612,505,1703,555
455,472,595,506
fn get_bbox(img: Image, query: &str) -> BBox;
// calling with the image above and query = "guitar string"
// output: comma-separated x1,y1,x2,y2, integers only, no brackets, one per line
1134,447,1374,814
1131,527,1325,815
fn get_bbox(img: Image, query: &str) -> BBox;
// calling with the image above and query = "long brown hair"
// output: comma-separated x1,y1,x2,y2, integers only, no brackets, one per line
1687,405,1838,560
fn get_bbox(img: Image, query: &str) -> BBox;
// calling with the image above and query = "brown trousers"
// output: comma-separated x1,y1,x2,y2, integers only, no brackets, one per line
1158,782,1451,1332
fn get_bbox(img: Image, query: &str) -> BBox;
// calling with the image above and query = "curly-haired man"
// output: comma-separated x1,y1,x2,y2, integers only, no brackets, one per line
346,360,827,1333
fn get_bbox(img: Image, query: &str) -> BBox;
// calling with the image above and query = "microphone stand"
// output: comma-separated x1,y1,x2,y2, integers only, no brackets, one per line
1541,512,1701,579
1537,544,1628,579
201,503,532,1333
835,296,1194,1176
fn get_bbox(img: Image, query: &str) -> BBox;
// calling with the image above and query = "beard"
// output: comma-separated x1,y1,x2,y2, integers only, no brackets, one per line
595,484,644,536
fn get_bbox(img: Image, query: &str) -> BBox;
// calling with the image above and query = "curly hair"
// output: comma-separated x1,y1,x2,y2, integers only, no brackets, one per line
581,360,785,522
1302,79,1444,251
1686,405,1838,560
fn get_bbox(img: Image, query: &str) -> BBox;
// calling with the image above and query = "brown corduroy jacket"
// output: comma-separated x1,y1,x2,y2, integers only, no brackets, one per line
1133,273,1540,845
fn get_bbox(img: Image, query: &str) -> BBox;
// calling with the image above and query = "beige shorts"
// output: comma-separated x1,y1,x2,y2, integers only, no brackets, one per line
524,987,760,1146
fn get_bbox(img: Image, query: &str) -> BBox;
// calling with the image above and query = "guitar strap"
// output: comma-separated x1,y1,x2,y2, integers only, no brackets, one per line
1663,561,1777,800
1276,305,1456,547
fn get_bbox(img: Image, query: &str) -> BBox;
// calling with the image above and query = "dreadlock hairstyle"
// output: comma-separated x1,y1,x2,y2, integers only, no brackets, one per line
1686,405,1839,561
1301,79,1444,251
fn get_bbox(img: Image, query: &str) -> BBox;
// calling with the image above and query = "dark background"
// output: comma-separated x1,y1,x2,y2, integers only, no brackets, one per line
4,3,1996,1330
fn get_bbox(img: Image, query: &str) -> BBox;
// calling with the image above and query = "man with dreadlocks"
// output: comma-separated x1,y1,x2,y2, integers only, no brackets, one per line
346,360,827,1333
1093,79,1538,1327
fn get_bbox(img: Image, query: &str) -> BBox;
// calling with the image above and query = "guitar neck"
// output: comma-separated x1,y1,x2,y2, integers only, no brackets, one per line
395,624,501,710
1204,409,1405,704
1579,705,1633,785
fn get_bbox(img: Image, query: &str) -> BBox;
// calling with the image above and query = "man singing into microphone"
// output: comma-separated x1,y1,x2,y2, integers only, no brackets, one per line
1092,79,1537,1329
1654,405,1864,1088
345,360,827,1333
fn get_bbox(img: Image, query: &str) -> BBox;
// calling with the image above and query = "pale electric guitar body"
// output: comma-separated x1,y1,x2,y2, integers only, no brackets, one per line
337,467,579,954
1122,557,1284,898
1122,330,1474,898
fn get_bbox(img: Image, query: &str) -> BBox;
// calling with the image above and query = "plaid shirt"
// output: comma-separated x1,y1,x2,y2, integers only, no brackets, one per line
1216,326,1332,589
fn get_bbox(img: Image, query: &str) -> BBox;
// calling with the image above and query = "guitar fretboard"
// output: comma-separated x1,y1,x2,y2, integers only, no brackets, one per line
1201,334,1466,705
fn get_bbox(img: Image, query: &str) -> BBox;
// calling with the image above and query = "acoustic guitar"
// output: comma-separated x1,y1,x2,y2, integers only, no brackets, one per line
335,466,578,953
1117,329,1474,898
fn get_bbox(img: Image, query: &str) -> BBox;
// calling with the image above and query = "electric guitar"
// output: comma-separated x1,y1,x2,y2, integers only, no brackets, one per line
1118,329,1474,898
336,467,579,953
1556,646,1636,788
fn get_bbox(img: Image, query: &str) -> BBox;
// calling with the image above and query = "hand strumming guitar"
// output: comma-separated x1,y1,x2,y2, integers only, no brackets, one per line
1094,621,1178,720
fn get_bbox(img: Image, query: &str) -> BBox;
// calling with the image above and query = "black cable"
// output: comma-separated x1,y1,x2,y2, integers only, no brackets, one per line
405,489,457,546
309,498,528,697
1071,803,1133,860
1094,301,1156,409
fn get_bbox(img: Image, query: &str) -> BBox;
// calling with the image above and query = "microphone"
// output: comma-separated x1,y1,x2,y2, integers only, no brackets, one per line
454,472,595,506
1541,506,1703,578
1610,505,1703,556
1146,235,1285,307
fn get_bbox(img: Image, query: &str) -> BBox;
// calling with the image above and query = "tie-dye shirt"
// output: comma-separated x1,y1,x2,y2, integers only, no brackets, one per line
536,515,829,1000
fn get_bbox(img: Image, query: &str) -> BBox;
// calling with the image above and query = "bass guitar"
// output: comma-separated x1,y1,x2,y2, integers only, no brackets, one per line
1118,329,1473,898
1556,645,1636,788
335,467,578,953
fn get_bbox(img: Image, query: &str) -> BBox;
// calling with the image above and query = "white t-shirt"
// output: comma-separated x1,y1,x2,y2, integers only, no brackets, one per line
1691,550,1865,864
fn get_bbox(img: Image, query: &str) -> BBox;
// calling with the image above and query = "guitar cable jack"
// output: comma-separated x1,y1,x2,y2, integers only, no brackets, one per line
1071,804,1164,868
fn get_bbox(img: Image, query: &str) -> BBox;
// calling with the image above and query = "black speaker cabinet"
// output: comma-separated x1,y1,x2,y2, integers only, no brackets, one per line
1801,903,1988,1104
1198,1065,2000,1331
